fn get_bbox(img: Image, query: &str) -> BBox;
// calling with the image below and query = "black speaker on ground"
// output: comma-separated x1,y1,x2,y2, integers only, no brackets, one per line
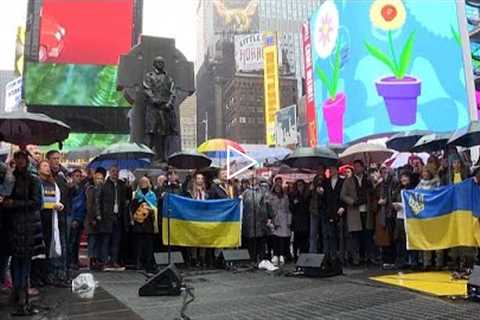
468,265,480,301
138,263,182,296
216,249,250,269
154,252,185,266
296,253,343,278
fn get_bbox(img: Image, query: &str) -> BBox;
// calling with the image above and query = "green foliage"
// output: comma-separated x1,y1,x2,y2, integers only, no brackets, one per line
91,66,129,107
365,30,416,79
24,63,130,107
41,133,129,151
315,37,343,100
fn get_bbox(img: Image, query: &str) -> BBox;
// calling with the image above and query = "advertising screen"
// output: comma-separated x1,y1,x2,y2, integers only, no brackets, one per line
213,0,259,34
24,0,136,108
55,133,129,151
309,0,474,145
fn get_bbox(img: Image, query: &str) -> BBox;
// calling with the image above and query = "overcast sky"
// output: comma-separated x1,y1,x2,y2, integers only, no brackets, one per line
0,0,197,70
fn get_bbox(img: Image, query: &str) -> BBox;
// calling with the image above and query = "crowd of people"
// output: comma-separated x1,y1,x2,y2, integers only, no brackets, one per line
1,146,480,315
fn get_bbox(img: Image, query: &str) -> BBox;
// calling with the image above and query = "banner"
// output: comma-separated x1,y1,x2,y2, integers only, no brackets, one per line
402,179,480,250
235,33,263,72
263,33,280,146
275,105,297,147
5,77,23,113
302,22,317,147
162,193,242,248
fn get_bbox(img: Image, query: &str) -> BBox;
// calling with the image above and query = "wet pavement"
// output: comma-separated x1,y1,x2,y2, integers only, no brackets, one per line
2,266,480,319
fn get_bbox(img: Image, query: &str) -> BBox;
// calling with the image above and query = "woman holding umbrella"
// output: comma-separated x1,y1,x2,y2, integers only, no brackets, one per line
2,151,43,315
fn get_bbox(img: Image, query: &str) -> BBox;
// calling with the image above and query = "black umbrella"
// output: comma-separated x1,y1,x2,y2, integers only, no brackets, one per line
66,145,103,161
448,121,480,147
386,130,431,152
411,133,451,153
283,146,338,169
94,142,154,161
168,151,212,170
0,109,70,145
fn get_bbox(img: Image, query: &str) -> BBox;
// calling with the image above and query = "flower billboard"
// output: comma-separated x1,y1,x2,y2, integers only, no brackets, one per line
309,0,475,144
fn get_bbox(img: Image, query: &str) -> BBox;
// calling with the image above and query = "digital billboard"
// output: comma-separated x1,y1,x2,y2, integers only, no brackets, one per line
275,105,297,147
310,0,474,145
263,33,280,146
213,0,259,34
58,133,129,151
24,0,138,108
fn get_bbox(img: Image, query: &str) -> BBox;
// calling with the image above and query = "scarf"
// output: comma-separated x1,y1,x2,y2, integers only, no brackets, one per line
41,181,62,258
134,189,159,234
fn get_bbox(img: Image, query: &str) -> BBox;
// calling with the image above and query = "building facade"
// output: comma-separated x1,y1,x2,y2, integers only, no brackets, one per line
0,70,16,112
224,73,297,144
195,0,321,145
179,93,198,151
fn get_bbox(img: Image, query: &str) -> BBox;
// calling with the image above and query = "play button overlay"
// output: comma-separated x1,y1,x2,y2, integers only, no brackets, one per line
226,145,258,179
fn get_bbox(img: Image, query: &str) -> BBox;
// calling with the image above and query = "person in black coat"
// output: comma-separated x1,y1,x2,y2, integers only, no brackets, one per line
131,177,157,273
209,168,235,199
289,180,310,261
95,166,129,270
3,151,43,315
321,166,345,259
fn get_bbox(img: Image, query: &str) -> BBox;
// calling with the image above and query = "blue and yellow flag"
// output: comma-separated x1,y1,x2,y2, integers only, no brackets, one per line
402,178,480,250
162,193,242,248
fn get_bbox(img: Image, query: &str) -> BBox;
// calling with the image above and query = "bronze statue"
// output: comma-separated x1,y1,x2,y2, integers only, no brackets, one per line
142,56,177,162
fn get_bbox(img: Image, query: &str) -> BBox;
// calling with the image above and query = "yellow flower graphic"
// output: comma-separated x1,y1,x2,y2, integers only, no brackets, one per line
370,0,406,31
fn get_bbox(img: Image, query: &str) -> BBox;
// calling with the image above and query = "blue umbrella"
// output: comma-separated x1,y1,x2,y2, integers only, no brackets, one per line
88,158,151,171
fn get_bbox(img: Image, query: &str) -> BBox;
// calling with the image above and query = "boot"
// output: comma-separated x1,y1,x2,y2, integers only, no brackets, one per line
11,288,28,316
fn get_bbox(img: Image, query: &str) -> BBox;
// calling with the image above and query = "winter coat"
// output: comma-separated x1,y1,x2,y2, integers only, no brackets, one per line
70,184,87,223
4,169,44,258
85,184,100,234
340,175,374,232
209,181,235,199
242,187,270,238
95,178,129,234
268,193,292,238
289,190,311,234
322,177,345,223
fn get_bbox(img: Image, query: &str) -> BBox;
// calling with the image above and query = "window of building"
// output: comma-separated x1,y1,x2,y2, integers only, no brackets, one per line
239,117,246,123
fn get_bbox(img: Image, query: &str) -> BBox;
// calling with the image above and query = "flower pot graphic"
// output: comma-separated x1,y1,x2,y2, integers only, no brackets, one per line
323,92,346,144
375,76,421,126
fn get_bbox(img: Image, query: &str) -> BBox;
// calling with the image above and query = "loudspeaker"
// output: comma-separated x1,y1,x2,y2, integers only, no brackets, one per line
296,253,342,278
138,263,182,296
216,249,250,269
154,252,184,266
468,265,480,301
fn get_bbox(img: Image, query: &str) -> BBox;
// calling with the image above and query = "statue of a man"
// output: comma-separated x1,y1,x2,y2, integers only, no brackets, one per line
142,56,177,162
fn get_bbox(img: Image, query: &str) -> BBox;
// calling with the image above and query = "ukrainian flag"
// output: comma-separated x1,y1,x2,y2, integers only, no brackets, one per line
162,193,242,248
402,178,480,250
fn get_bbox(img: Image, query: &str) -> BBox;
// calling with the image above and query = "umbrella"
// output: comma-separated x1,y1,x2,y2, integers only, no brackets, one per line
340,143,394,164
197,138,245,160
410,133,451,153
448,120,480,147
383,152,430,169
283,146,338,169
94,142,154,161
386,130,431,152
0,109,70,145
167,151,212,170
326,143,349,154
88,158,151,171
66,145,103,161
